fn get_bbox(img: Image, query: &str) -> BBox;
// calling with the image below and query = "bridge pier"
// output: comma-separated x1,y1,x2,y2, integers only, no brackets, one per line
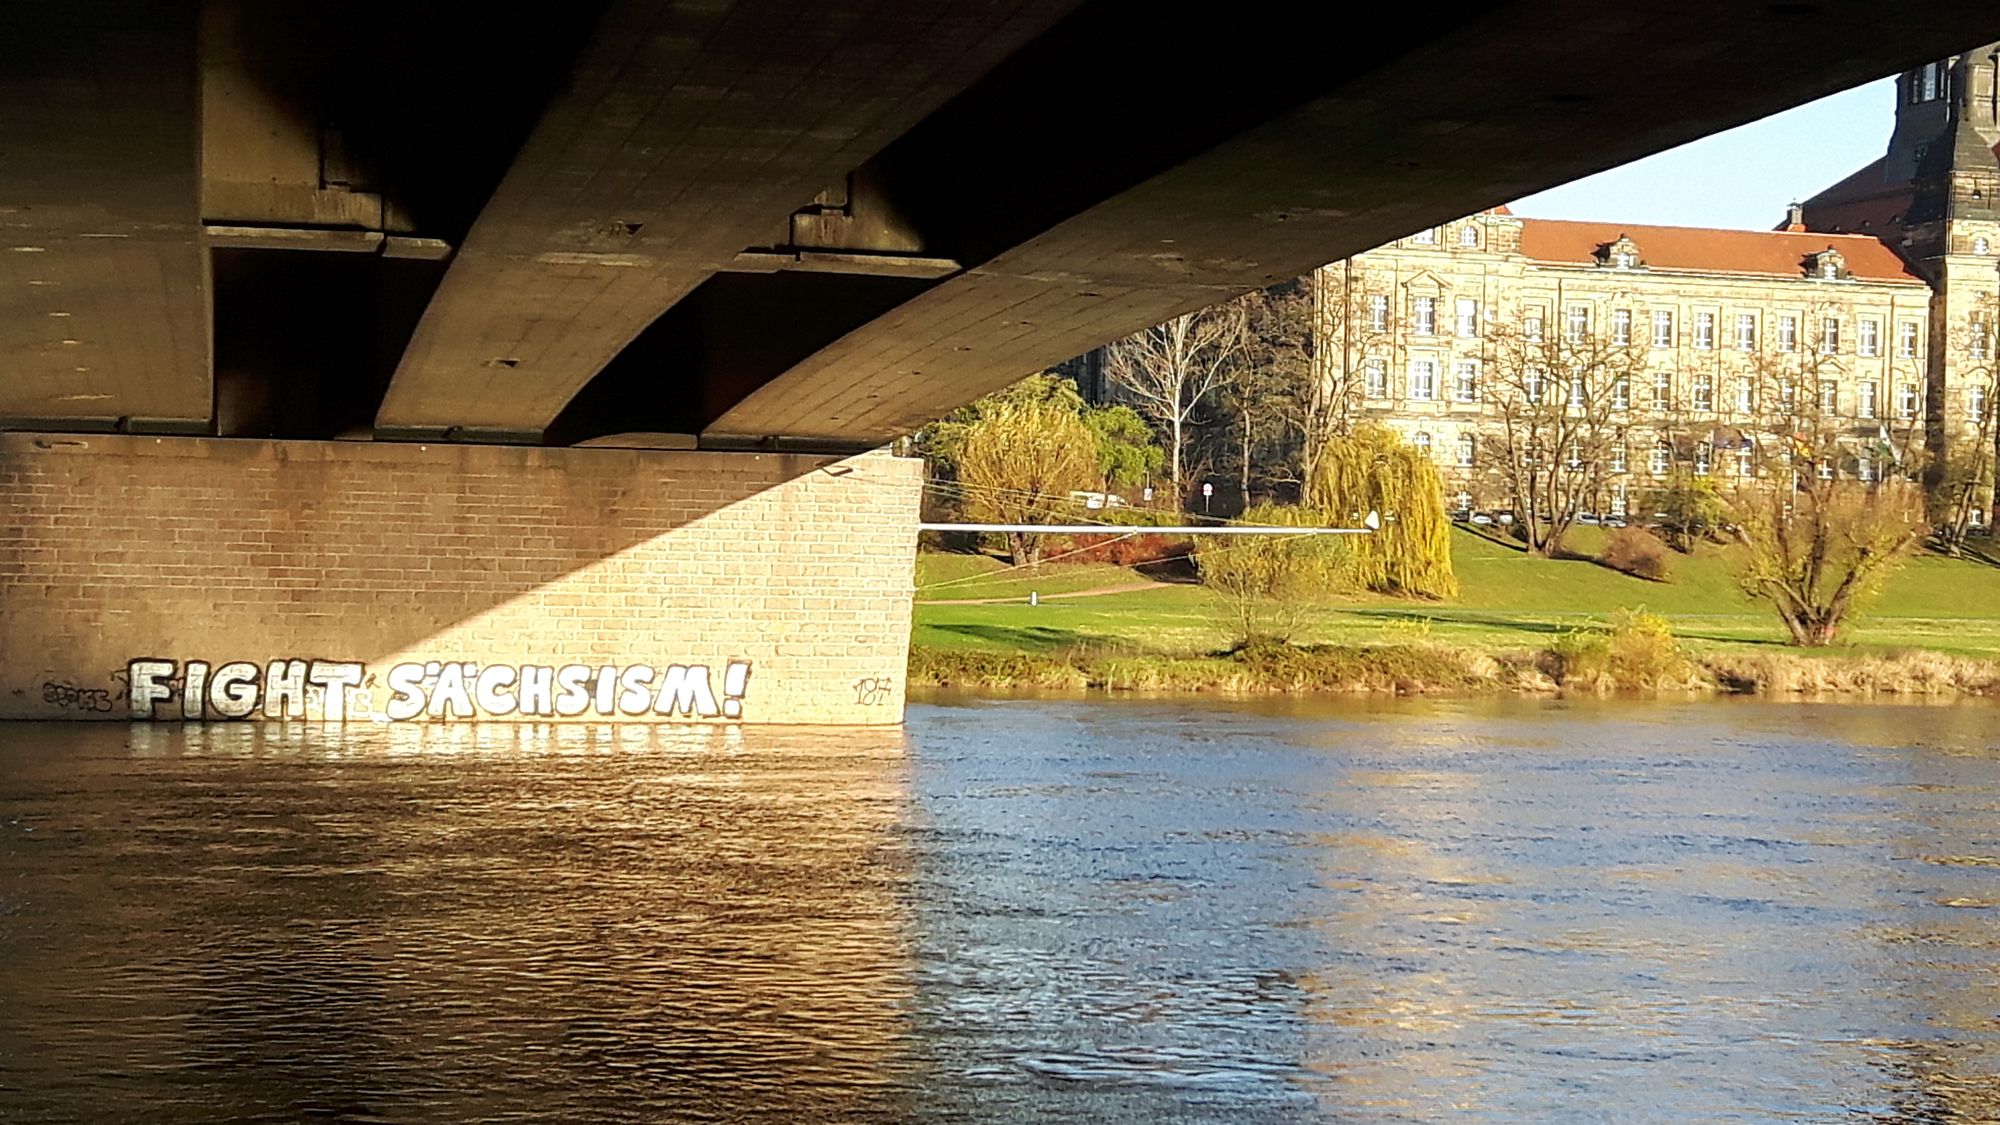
0,436,919,725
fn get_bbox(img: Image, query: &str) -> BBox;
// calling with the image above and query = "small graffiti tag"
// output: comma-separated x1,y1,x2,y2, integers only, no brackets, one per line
42,681,114,713
853,676,894,706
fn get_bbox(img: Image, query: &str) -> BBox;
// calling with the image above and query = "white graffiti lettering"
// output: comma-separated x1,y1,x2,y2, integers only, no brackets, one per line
122,658,753,723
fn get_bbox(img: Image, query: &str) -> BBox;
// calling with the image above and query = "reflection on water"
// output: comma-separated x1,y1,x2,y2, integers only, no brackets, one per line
3,700,2000,1121
0,723,917,1123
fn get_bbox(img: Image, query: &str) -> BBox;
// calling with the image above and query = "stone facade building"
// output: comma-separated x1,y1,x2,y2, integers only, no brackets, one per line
1313,45,2000,522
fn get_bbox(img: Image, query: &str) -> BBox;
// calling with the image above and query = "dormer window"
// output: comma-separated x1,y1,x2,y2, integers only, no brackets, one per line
1596,235,1643,270
1458,225,1479,248
1412,228,1437,245
1807,247,1848,281
1977,237,1991,256
1911,60,1950,104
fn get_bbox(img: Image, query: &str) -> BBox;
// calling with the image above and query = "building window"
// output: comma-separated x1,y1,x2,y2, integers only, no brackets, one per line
1412,228,1437,245
1973,317,1992,361
1972,384,1990,423
1859,381,1878,419
1368,294,1389,333
1819,379,1839,415
1898,321,1919,358
1821,317,1841,354
1650,441,1672,476
1858,453,1878,483
1414,296,1437,336
1566,304,1590,343
1780,379,1796,411
1736,380,1755,414
1364,359,1387,398
1613,309,1632,346
1693,374,1714,412
1694,312,1715,351
1613,376,1631,410
1652,371,1671,410
1455,433,1475,467
1736,313,1757,351
1818,458,1835,482
1525,308,1545,341
1413,431,1433,458
1610,442,1628,474
1978,237,1992,256
1915,60,1949,103
1821,258,1840,281
1409,359,1438,401
1568,377,1586,409
1693,441,1712,477
1524,368,1545,405
1898,382,1919,419
1778,315,1798,352
1565,444,1584,470
1610,483,1629,517
1859,318,1879,356
1453,360,1479,403
1455,490,1474,514
1459,225,1479,248
1652,309,1674,348
1615,251,1637,269
1456,298,1479,337
1736,444,1755,477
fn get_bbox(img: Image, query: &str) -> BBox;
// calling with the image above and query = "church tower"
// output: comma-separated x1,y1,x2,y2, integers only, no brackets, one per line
1882,45,2000,267
1807,43,2000,490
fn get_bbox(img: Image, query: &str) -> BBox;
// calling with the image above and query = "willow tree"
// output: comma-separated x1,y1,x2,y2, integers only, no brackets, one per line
1306,423,1456,598
956,394,1099,567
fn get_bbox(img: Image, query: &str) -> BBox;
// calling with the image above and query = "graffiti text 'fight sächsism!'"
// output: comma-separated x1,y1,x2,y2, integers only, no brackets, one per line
125,659,753,722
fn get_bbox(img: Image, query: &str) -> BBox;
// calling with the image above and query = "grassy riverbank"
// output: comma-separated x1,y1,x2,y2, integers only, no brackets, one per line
909,527,2000,698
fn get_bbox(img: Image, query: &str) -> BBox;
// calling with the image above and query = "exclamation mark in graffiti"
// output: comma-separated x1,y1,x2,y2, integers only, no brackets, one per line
721,661,751,719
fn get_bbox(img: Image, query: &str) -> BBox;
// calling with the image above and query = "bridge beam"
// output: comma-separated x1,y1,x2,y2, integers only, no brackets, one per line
372,0,1079,442
659,0,2000,447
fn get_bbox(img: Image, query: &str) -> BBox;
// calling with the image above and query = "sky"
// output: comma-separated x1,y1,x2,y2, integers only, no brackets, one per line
1508,77,1896,232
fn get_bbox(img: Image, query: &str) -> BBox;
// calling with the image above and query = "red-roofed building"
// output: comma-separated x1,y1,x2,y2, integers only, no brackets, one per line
1305,46,2000,532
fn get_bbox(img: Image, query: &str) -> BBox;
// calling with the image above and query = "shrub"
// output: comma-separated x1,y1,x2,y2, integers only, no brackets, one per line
1196,504,1354,644
1600,526,1672,581
1060,532,1194,567
1545,608,1697,691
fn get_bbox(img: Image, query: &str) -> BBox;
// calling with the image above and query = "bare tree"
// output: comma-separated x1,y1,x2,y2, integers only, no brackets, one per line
1727,325,1928,645
1105,300,1248,507
1731,473,1926,646
1935,294,2000,552
1296,264,1392,489
1477,317,1647,557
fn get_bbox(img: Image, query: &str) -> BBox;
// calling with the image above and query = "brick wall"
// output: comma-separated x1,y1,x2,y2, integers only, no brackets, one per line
0,435,921,725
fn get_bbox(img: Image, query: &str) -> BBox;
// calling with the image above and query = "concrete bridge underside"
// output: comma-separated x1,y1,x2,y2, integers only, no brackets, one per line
7,1,2000,452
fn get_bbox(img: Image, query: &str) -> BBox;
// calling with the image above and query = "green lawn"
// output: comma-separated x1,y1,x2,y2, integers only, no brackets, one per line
912,527,2000,659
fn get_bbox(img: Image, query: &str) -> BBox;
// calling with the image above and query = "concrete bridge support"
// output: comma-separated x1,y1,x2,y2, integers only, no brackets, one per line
0,436,919,724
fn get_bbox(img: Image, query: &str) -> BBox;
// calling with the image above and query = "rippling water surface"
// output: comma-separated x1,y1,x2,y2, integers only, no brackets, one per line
3,698,1999,1122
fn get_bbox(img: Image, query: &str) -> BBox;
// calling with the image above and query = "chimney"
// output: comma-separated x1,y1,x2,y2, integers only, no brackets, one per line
1783,201,1806,232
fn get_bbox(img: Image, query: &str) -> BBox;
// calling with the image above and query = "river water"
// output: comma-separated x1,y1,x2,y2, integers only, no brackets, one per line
1,698,1998,1122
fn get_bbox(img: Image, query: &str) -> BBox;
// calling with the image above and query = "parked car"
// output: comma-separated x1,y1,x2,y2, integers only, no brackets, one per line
1067,491,1129,510
1469,513,1495,526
